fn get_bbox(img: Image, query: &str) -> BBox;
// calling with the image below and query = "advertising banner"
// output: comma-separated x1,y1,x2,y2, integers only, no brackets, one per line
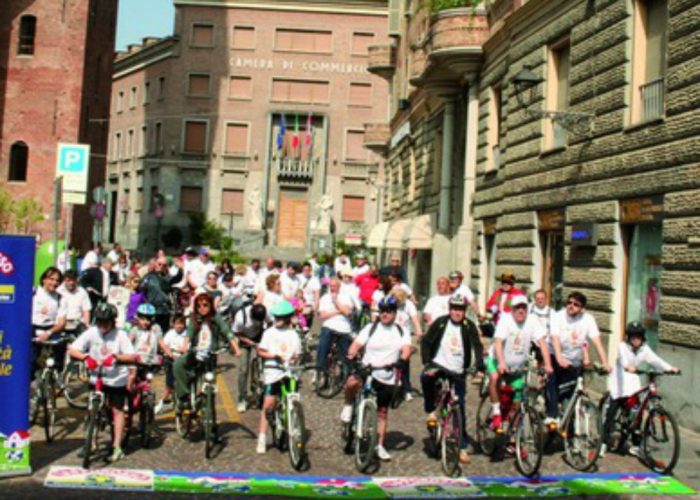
0,235,35,476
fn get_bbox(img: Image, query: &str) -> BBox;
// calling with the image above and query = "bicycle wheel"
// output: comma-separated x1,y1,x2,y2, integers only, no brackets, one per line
642,406,680,474
43,371,57,443
316,355,344,399
441,405,463,478
564,396,602,471
63,361,90,409
341,404,355,454
82,406,99,469
288,400,307,470
29,379,41,428
249,359,264,409
175,406,194,438
204,388,216,459
139,395,155,448
354,399,378,473
476,396,497,456
515,406,544,477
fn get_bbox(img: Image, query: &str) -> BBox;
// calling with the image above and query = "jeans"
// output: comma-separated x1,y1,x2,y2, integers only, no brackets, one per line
545,355,581,418
400,358,413,393
421,370,468,449
316,327,351,373
237,345,253,403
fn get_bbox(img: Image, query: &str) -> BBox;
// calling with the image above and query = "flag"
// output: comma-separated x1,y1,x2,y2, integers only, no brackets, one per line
276,114,286,151
291,113,300,153
304,113,313,148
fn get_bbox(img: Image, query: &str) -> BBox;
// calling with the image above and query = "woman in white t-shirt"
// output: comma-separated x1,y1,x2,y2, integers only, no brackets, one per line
371,276,393,322
32,267,67,376
390,288,422,401
257,273,284,322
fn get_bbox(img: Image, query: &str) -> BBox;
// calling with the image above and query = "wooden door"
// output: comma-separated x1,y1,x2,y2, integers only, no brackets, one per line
277,189,308,248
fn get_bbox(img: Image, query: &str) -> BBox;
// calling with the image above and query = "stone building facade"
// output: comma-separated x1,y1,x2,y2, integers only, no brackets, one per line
0,0,118,247
107,0,388,255
467,0,699,430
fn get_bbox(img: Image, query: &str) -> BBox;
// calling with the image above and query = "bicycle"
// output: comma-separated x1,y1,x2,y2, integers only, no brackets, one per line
475,366,544,477
175,348,226,459
315,332,349,399
600,370,681,474
245,345,265,410
30,336,70,443
129,358,162,448
546,363,608,471
265,360,308,471
425,366,465,478
62,331,91,409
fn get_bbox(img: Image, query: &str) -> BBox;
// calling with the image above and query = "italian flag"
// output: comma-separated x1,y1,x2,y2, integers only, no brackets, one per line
291,114,300,153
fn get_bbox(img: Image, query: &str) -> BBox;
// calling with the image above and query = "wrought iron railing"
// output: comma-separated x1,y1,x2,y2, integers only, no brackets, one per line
640,77,664,121
275,157,316,180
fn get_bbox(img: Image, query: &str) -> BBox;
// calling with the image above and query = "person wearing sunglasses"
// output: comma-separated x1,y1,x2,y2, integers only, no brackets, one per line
545,291,610,430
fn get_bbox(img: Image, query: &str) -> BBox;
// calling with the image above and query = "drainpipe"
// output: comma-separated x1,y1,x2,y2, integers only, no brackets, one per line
439,98,455,233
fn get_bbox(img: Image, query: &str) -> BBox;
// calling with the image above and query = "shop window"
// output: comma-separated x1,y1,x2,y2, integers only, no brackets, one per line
351,32,374,55
221,189,244,214
225,123,249,155
8,141,29,182
183,120,207,154
188,73,211,97
180,186,203,213
18,15,36,55
232,26,255,49
342,196,365,222
349,82,372,107
191,23,215,47
229,76,252,99
545,38,570,150
345,130,366,161
275,28,332,53
538,209,566,308
271,78,329,104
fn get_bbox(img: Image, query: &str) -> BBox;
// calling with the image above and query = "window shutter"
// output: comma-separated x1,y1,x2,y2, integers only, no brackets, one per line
349,83,372,106
221,189,244,214
188,74,210,96
342,196,365,222
345,130,366,161
225,123,248,155
184,121,207,153
180,187,203,212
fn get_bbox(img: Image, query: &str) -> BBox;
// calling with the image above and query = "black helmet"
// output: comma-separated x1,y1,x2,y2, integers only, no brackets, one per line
625,321,646,342
449,294,468,309
378,296,398,312
94,303,118,322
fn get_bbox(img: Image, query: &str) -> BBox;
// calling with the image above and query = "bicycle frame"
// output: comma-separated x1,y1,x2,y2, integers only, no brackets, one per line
354,371,377,440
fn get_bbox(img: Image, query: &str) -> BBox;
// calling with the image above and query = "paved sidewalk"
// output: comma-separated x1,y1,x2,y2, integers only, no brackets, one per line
674,426,700,491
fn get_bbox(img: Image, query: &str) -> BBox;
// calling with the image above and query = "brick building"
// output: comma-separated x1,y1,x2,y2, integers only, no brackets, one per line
107,0,388,255
0,0,118,248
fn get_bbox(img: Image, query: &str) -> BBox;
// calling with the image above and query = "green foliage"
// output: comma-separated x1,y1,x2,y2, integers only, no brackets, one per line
0,186,45,234
188,212,206,245
428,0,482,12
197,217,247,264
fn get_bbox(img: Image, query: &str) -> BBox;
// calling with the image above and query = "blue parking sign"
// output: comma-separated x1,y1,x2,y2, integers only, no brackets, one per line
55,143,90,195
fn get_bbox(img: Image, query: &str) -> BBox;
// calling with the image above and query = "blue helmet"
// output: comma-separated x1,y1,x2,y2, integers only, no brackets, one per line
378,296,398,312
137,303,156,317
270,300,295,318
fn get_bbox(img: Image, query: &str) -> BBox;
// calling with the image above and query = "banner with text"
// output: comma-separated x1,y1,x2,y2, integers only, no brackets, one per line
0,235,35,477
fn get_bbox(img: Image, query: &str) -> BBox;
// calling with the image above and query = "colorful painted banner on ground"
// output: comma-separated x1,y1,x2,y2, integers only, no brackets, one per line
45,466,696,497
0,235,35,477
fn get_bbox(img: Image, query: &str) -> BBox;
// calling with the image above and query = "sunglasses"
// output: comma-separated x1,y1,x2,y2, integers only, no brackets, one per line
378,308,396,314
196,302,211,308
513,305,528,310
567,300,583,307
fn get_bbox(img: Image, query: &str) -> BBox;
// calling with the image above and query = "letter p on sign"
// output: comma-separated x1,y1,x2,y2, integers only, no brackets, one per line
56,143,90,194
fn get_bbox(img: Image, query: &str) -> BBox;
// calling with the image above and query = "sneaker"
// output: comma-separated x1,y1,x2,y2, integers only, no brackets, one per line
426,412,438,427
155,399,166,415
459,449,471,464
404,392,414,402
490,414,503,432
256,434,266,454
109,447,125,463
340,405,353,424
628,445,640,457
599,443,608,458
376,444,391,461
237,401,247,414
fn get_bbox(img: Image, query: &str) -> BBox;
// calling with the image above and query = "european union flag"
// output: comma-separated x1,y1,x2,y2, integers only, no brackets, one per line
277,114,287,150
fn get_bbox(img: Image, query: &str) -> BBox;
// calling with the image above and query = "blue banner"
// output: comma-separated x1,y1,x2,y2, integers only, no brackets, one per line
0,235,35,476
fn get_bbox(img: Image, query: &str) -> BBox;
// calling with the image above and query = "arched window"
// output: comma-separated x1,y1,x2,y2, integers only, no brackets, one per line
18,15,36,55
8,142,28,182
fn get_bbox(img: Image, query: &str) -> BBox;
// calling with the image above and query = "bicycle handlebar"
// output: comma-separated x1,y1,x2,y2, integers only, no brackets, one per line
634,369,681,376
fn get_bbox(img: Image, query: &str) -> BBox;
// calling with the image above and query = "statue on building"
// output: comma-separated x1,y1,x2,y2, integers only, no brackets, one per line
248,187,263,229
313,193,334,234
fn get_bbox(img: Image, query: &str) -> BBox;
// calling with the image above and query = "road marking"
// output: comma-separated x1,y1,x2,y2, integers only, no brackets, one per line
217,373,240,424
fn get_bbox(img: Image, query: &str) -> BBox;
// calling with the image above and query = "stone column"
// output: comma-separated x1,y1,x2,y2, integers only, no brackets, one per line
438,98,455,233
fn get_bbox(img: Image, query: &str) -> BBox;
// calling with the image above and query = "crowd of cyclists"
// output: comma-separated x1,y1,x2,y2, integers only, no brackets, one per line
31,242,682,475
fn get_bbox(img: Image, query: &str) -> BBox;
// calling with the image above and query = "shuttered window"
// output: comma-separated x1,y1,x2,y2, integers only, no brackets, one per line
229,76,252,99
271,79,329,104
275,29,332,53
342,196,365,222
188,74,211,96
180,187,203,212
183,121,207,153
221,189,244,214
225,123,249,155
232,26,255,49
349,82,371,107
345,130,366,161
351,32,374,55
191,24,214,47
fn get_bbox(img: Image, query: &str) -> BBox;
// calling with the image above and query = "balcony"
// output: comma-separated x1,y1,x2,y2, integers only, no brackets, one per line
367,43,396,80
342,161,377,181
363,122,390,156
275,157,316,181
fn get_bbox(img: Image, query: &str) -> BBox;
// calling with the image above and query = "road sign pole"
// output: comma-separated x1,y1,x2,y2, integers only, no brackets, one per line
64,203,72,271
52,177,62,266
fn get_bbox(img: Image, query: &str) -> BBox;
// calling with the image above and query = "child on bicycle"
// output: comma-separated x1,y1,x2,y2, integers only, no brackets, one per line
603,322,679,457
156,315,188,414
255,300,302,454
486,296,552,431
129,303,165,365
68,303,137,462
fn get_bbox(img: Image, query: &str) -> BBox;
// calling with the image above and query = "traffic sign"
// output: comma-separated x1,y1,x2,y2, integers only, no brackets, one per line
55,143,90,203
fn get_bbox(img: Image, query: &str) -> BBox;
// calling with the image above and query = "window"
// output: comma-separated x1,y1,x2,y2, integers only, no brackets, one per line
545,39,570,150
537,209,565,308
191,23,215,47
129,86,138,109
271,78,329,104
345,130,366,161
8,141,28,181
342,196,365,222
180,186,203,212
349,82,372,107
114,132,122,160
140,125,148,156
221,189,244,214
225,123,249,155
157,76,165,99
232,26,255,49
154,122,163,153
135,188,144,212
183,120,208,154
630,0,667,123
486,85,502,172
432,124,443,193
187,73,211,97
229,76,252,99
116,91,124,113
126,129,134,158
144,82,151,105
18,15,36,55
351,32,374,55
275,29,332,53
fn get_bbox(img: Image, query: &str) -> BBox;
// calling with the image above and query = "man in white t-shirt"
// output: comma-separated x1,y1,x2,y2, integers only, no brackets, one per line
299,262,321,327
545,291,610,428
351,253,370,278
57,270,92,333
448,270,480,316
423,276,451,327
187,248,216,289
80,243,102,272
340,296,412,461
280,262,302,300
316,277,354,375
334,252,352,278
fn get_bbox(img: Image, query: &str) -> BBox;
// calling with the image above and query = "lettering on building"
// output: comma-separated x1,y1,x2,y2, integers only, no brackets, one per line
229,57,367,74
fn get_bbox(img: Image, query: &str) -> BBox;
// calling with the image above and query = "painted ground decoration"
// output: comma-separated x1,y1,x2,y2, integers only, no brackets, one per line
44,466,696,497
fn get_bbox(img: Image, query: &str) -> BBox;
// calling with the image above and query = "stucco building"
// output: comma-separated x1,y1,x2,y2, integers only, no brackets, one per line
107,0,388,255
0,0,118,247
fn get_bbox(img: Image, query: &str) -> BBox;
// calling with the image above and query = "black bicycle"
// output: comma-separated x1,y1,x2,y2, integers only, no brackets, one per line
425,367,465,478
315,332,348,399
30,336,70,443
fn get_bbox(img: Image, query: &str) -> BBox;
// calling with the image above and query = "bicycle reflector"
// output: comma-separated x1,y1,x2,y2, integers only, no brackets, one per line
146,372,154,381
46,357,55,368
205,372,215,382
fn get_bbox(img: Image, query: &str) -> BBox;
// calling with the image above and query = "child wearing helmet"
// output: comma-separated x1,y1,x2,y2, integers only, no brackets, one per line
129,303,165,365
68,303,137,462
255,300,302,454
603,322,679,457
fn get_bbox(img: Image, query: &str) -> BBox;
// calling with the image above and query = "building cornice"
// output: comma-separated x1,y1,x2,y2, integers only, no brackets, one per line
113,37,178,79
173,0,388,16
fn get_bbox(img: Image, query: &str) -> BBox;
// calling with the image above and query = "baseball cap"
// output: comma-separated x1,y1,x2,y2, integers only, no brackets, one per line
199,248,210,256
511,295,528,308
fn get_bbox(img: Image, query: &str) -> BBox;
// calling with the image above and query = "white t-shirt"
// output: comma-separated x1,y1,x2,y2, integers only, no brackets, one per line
395,300,418,334
371,290,386,308
232,305,265,341
255,267,278,294
80,250,100,272
319,292,354,334
163,328,188,358
423,294,450,323
259,326,302,384
188,259,216,288
57,285,92,329
352,264,370,278
299,275,321,308
529,305,552,350
608,342,672,399
340,282,361,310
129,324,163,363
194,323,215,354
32,287,64,329
432,320,464,373
550,310,600,367
280,272,301,299
71,326,135,387
452,283,475,302
492,313,546,370
356,322,410,385
334,257,352,277
262,290,284,322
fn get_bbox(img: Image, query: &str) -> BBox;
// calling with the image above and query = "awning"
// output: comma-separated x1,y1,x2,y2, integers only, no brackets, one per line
384,218,411,249
366,222,390,248
403,213,436,249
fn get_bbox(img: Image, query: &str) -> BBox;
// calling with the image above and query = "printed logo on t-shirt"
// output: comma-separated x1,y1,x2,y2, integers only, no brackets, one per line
197,324,212,351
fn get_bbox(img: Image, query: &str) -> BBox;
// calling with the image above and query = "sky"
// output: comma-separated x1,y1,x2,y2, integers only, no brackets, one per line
115,0,175,51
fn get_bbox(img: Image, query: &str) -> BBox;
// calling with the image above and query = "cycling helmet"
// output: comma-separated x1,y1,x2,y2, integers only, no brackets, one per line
270,300,295,318
378,296,399,312
250,304,267,322
449,294,468,309
137,303,156,317
94,303,118,322
625,321,646,343
448,270,464,281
